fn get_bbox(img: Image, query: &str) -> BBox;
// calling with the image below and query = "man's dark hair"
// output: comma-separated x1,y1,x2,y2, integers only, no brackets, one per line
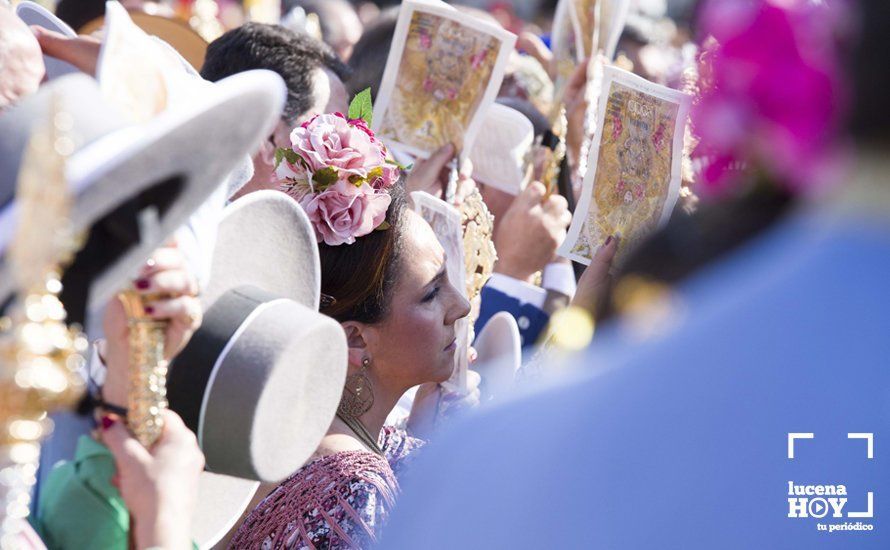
346,7,399,98
201,22,350,121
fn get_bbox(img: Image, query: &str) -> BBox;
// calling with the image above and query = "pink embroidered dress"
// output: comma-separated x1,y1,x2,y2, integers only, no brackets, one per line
229,427,424,549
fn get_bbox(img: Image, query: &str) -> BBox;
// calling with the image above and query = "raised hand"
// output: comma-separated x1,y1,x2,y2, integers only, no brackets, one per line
494,182,572,283
101,245,202,409
101,410,204,550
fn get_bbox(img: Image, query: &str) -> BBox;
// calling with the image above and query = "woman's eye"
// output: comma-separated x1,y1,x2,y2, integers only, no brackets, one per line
422,286,441,303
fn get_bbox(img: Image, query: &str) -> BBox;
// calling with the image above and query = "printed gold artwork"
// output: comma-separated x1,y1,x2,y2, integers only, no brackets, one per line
561,66,691,266
373,0,515,160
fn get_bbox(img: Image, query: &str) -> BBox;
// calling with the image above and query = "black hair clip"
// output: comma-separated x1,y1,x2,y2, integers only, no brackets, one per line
320,293,337,309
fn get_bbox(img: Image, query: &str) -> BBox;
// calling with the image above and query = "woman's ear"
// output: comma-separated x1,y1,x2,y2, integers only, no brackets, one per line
258,120,291,166
257,137,275,167
341,321,369,368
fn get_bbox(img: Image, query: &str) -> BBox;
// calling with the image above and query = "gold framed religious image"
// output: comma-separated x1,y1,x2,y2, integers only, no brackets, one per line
372,0,516,160
559,65,691,266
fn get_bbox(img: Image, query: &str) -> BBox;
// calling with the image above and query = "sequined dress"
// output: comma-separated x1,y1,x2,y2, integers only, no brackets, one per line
229,427,424,549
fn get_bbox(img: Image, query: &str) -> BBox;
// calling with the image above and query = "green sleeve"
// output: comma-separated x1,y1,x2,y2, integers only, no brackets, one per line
34,435,129,550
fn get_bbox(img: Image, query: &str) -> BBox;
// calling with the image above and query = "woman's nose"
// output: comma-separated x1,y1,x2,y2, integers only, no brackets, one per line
446,290,471,325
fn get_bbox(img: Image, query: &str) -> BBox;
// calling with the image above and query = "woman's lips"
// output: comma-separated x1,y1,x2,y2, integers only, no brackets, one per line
443,337,457,352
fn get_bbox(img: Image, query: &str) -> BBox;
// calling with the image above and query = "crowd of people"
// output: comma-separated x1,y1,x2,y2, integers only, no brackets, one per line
0,0,888,548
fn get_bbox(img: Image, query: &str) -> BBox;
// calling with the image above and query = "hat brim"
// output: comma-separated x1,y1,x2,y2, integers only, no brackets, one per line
0,70,285,322
205,190,321,310
193,472,259,549
474,311,522,399
15,2,81,80
81,4,208,71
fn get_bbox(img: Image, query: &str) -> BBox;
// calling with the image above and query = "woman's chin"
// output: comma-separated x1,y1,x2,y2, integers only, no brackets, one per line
431,362,456,384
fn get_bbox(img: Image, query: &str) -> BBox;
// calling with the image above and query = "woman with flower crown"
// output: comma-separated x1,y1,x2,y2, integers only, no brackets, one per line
229,100,476,549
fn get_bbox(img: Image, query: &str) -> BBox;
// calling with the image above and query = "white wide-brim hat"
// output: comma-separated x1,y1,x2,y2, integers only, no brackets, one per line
469,103,534,196
474,311,522,400
14,1,80,80
167,191,348,548
0,70,285,324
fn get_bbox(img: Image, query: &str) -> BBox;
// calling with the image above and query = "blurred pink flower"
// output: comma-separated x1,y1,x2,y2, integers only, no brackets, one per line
692,0,847,194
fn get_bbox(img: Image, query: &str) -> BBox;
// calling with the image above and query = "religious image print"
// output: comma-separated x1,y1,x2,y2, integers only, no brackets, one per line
560,65,691,265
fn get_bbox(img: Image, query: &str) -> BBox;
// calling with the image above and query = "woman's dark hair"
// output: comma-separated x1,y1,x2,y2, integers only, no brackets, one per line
318,183,408,324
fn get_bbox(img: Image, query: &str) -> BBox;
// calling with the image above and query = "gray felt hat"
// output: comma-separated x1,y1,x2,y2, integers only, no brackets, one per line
0,70,286,323
168,191,348,548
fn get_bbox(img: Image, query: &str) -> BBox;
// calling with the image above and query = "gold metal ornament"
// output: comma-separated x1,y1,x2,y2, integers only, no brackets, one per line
117,291,169,448
460,187,497,301
0,94,87,546
540,107,568,196
337,360,374,418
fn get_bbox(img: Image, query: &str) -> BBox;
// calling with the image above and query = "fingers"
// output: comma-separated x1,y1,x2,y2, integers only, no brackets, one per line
405,144,455,196
134,269,198,298
516,32,553,72
459,157,474,179
145,296,202,327
138,248,187,278
542,194,572,229
416,144,455,176
454,175,478,204
156,409,197,447
31,26,101,76
593,234,620,267
566,57,590,96
100,414,151,465
466,369,481,390
542,193,569,215
582,234,619,287
518,181,546,208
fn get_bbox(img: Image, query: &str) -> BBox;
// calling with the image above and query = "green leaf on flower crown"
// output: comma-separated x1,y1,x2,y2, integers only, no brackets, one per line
312,166,339,190
384,159,408,171
375,220,391,231
274,147,301,169
348,88,374,126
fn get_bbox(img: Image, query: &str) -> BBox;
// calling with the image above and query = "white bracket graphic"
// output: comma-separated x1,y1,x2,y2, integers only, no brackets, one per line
847,433,874,459
788,433,814,459
848,492,874,518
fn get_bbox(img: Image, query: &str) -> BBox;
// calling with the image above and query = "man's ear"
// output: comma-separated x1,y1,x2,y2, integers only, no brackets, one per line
341,321,370,368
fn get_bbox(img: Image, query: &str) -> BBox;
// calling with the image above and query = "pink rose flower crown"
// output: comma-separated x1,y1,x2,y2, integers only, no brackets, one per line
275,89,404,246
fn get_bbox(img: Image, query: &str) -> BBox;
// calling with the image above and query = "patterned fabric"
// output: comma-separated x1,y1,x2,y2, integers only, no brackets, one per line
230,427,424,549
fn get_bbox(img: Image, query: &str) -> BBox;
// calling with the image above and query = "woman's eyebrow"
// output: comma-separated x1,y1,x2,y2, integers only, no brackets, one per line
427,265,448,287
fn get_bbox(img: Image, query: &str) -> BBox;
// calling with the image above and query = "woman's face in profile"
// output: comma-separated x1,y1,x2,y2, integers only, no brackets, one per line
364,211,470,389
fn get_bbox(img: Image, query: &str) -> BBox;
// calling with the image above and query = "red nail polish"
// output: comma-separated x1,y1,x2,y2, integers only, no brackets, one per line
604,235,613,246
100,415,116,430
144,306,154,314
135,279,150,289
